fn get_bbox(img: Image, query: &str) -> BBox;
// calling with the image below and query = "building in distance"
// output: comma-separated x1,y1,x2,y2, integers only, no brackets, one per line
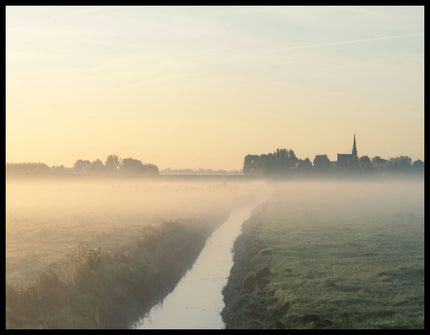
337,134,358,167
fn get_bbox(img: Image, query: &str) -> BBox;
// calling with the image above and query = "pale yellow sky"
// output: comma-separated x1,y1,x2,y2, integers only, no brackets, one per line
6,6,424,169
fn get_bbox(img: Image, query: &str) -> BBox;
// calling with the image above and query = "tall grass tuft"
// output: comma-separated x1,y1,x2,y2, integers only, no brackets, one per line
6,219,221,329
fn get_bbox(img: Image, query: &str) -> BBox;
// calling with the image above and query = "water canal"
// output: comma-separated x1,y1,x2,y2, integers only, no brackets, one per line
131,197,268,329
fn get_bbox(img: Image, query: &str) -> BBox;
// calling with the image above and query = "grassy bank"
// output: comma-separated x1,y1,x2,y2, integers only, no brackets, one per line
6,179,265,287
222,180,424,329
6,178,268,328
6,215,225,329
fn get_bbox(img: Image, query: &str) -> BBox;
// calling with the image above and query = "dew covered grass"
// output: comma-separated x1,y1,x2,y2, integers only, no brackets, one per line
6,177,268,328
6,177,265,287
222,178,424,329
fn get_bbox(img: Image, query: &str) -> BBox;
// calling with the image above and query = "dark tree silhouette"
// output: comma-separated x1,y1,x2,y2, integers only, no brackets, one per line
51,165,65,173
8,154,160,177
90,159,105,173
385,156,412,172
73,159,91,172
119,158,159,175
289,150,297,170
313,155,331,169
243,155,259,175
6,162,50,175
345,156,359,170
255,154,272,174
371,156,388,170
359,155,372,170
297,158,313,170
120,158,145,174
105,154,120,172
243,149,299,175
273,149,289,173
412,159,424,172
142,164,159,175
242,148,421,176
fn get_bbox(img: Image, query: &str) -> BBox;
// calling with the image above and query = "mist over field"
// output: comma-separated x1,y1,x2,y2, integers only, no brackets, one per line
6,177,268,287
6,5,424,330
6,176,423,286
5,175,424,329
270,177,424,217
222,177,424,329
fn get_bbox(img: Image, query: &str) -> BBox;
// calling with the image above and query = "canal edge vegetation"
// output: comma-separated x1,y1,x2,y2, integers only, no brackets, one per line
221,193,424,329
6,214,227,329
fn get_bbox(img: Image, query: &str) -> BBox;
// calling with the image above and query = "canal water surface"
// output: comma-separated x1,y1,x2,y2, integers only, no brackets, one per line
131,197,267,329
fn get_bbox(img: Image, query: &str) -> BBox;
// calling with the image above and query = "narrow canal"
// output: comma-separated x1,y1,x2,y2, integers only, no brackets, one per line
131,197,268,329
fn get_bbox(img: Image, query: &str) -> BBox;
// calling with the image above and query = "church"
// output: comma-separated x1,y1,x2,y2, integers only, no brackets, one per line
337,134,358,166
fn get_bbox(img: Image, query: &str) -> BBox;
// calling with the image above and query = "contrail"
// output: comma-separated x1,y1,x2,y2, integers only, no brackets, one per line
149,33,423,63
175,33,423,58
274,33,423,51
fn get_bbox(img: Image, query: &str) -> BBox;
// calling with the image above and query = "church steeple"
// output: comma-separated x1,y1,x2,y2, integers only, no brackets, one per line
352,133,357,157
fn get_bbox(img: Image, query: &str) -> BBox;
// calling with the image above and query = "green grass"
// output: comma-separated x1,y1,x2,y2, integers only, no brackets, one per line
6,178,263,287
222,180,424,329
6,179,267,329
6,218,225,329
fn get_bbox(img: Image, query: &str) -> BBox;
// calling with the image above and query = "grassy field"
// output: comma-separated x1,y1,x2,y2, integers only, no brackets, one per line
222,178,424,329
6,177,267,328
6,177,265,287
6,219,221,328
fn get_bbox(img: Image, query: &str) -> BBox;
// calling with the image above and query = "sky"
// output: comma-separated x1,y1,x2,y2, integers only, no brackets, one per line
6,6,424,170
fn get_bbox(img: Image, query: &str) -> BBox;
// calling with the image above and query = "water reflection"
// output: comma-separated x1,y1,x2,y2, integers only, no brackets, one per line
131,199,266,329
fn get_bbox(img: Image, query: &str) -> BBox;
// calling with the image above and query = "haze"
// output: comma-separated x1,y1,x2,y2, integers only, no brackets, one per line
5,6,424,329
6,178,268,286
6,177,423,287
6,6,424,169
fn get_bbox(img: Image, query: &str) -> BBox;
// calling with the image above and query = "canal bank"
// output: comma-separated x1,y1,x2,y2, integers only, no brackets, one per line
6,214,226,329
132,197,269,329
221,180,424,329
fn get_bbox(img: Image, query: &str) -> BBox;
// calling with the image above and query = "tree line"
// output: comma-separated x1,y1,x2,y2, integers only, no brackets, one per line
5,151,424,177
6,154,159,176
243,149,424,175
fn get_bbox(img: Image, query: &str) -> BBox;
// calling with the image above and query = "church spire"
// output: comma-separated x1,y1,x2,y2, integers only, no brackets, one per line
352,133,357,157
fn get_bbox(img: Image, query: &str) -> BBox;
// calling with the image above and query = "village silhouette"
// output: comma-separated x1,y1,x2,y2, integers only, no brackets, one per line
243,134,422,175
6,134,424,176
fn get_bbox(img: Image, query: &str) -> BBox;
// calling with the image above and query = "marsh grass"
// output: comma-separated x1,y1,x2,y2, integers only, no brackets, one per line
222,180,424,329
6,218,223,329
6,178,264,287
6,178,267,328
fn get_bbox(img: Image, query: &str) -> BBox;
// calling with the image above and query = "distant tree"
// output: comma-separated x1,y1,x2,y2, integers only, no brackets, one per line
243,154,259,175
256,153,277,174
37,163,51,174
255,154,268,174
359,155,372,170
51,164,64,170
120,158,145,174
73,159,83,171
297,158,313,171
371,156,388,170
90,159,105,173
412,159,424,173
244,148,298,175
345,156,359,170
398,156,412,171
142,164,159,175
51,165,65,173
105,154,120,172
273,149,289,173
389,156,412,171
6,162,50,175
74,159,91,172
313,155,331,169
118,159,158,176
289,150,297,170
